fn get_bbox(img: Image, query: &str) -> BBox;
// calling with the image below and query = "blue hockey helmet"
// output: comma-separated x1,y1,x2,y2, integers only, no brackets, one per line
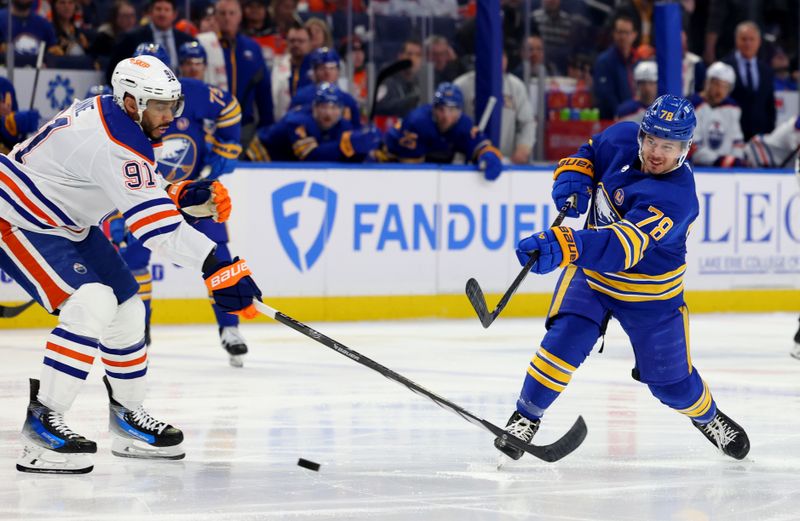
313,82,344,106
178,41,207,64
433,82,464,110
638,94,696,169
309,47,340,69
133,42,170,66
85,84,112,98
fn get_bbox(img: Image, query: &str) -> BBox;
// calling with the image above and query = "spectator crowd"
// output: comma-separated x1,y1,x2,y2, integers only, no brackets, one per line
1,0,800,172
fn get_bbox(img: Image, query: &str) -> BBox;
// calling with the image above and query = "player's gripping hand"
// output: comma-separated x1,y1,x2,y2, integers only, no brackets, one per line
205,153,238,180
517,226,582,275
478,147,503,181
11,109,41,135
167,179,232,222
108,217,127,247
552,158,594,217
203,257,262,319
342,127,382,156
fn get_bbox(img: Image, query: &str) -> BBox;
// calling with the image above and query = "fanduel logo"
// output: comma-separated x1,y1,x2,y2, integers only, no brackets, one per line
272,181,337,272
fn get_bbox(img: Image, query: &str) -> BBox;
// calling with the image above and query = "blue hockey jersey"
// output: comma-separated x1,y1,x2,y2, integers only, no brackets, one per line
289,83,362,130
158,78,242,183
383,104,492,164
562,121,698,308
252,108,364,162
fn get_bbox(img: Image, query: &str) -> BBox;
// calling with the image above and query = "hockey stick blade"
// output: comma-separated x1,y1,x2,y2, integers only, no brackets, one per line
465,194,576,328
0,299,36,318
368,59,413,121
252,300,585,462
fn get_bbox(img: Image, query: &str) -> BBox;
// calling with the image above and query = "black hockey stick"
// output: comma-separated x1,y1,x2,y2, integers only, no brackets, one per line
779,143,800,168
0,299,36,318
253,300,587,462
368,59,413,122
466,194,578,328
29,41,46,111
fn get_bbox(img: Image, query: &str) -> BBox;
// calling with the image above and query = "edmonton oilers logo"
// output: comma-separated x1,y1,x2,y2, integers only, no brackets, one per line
73,263,87,274
614,189,625,205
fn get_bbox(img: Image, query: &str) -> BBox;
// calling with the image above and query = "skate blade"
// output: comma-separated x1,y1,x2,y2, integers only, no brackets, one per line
228,354,244,368
17,445,94,474
111,438,185,460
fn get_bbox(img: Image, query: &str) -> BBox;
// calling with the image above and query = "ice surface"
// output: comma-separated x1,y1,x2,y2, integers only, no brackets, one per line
1,313,798,520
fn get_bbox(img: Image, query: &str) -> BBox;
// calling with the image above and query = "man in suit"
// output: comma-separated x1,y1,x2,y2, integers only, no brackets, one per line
723,21,775,141
106,0,195,83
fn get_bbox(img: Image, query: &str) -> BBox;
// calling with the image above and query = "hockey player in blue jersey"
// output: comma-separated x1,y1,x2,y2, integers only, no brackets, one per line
247,82,380,162
109,42,247,367
0,76,41,153
289,47,362,130
494,94,750,461
381,82,503,181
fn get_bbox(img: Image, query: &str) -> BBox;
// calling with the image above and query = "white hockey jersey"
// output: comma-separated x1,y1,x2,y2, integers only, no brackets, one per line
690,95,745,166
0,95,215,270
744,115,800,168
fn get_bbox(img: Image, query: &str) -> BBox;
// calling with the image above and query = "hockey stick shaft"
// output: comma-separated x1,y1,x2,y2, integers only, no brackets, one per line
29,42,46,111
466,194,577,328
367,59,413,123
251,299,585,461
477,96,497,133
0,299,36,318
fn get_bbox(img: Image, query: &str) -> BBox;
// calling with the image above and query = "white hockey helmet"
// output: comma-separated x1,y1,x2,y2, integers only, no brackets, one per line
111,55,184,123
634,61,658,83
706,61,736,86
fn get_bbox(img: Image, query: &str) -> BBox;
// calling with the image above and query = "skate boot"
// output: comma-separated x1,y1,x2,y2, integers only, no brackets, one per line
791,318,800,360
220,326,248,368
692,409,750,460
493,411,540,460
17,379,96,474
104,376,184,460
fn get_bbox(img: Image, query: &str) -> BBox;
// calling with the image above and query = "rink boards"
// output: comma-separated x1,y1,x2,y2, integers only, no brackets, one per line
2,164,800,326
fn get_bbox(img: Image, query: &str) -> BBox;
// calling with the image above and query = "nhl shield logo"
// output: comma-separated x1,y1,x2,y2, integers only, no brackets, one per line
73,263,87,274
614,189,625,205
272,181,338,272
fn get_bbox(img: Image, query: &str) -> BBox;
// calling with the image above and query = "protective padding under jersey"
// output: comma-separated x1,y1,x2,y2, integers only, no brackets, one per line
58,283,118,340
101,296,148,409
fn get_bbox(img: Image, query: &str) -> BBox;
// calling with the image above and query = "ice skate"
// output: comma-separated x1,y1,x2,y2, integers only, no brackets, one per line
493,411,540,461
104,376,185,460
692,409,750,460
791,318,800,360
17,379,96,474
220,326,248,368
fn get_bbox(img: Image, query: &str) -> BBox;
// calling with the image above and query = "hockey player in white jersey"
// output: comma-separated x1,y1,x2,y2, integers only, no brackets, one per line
690,61,746,167
0,55,262,474
744,112,800,168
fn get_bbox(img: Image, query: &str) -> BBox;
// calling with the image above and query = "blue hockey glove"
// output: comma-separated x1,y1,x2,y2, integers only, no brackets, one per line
205,152,238,180
107,217,127,247
203,257,262,318
516,226,582,275
478,147,503,181
12,109,41,135
342,127,382,156
552,171,592,218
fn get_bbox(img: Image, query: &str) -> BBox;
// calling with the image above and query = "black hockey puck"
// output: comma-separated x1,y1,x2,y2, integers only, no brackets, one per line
297,458,320,471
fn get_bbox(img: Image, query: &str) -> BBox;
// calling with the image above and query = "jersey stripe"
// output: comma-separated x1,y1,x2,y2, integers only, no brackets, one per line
128,209,181,233
0,156,77,226
139,222,181,244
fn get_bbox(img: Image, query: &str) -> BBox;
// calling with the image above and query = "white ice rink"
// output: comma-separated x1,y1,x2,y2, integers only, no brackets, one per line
1,312,799,520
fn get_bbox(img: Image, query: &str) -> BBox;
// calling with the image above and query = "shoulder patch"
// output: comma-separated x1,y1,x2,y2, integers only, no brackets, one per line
97,96,155,164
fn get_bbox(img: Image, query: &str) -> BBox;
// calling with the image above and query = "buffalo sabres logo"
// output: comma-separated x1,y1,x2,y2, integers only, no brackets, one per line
614,188,625,205
158,134,198,182
593,182,622,226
